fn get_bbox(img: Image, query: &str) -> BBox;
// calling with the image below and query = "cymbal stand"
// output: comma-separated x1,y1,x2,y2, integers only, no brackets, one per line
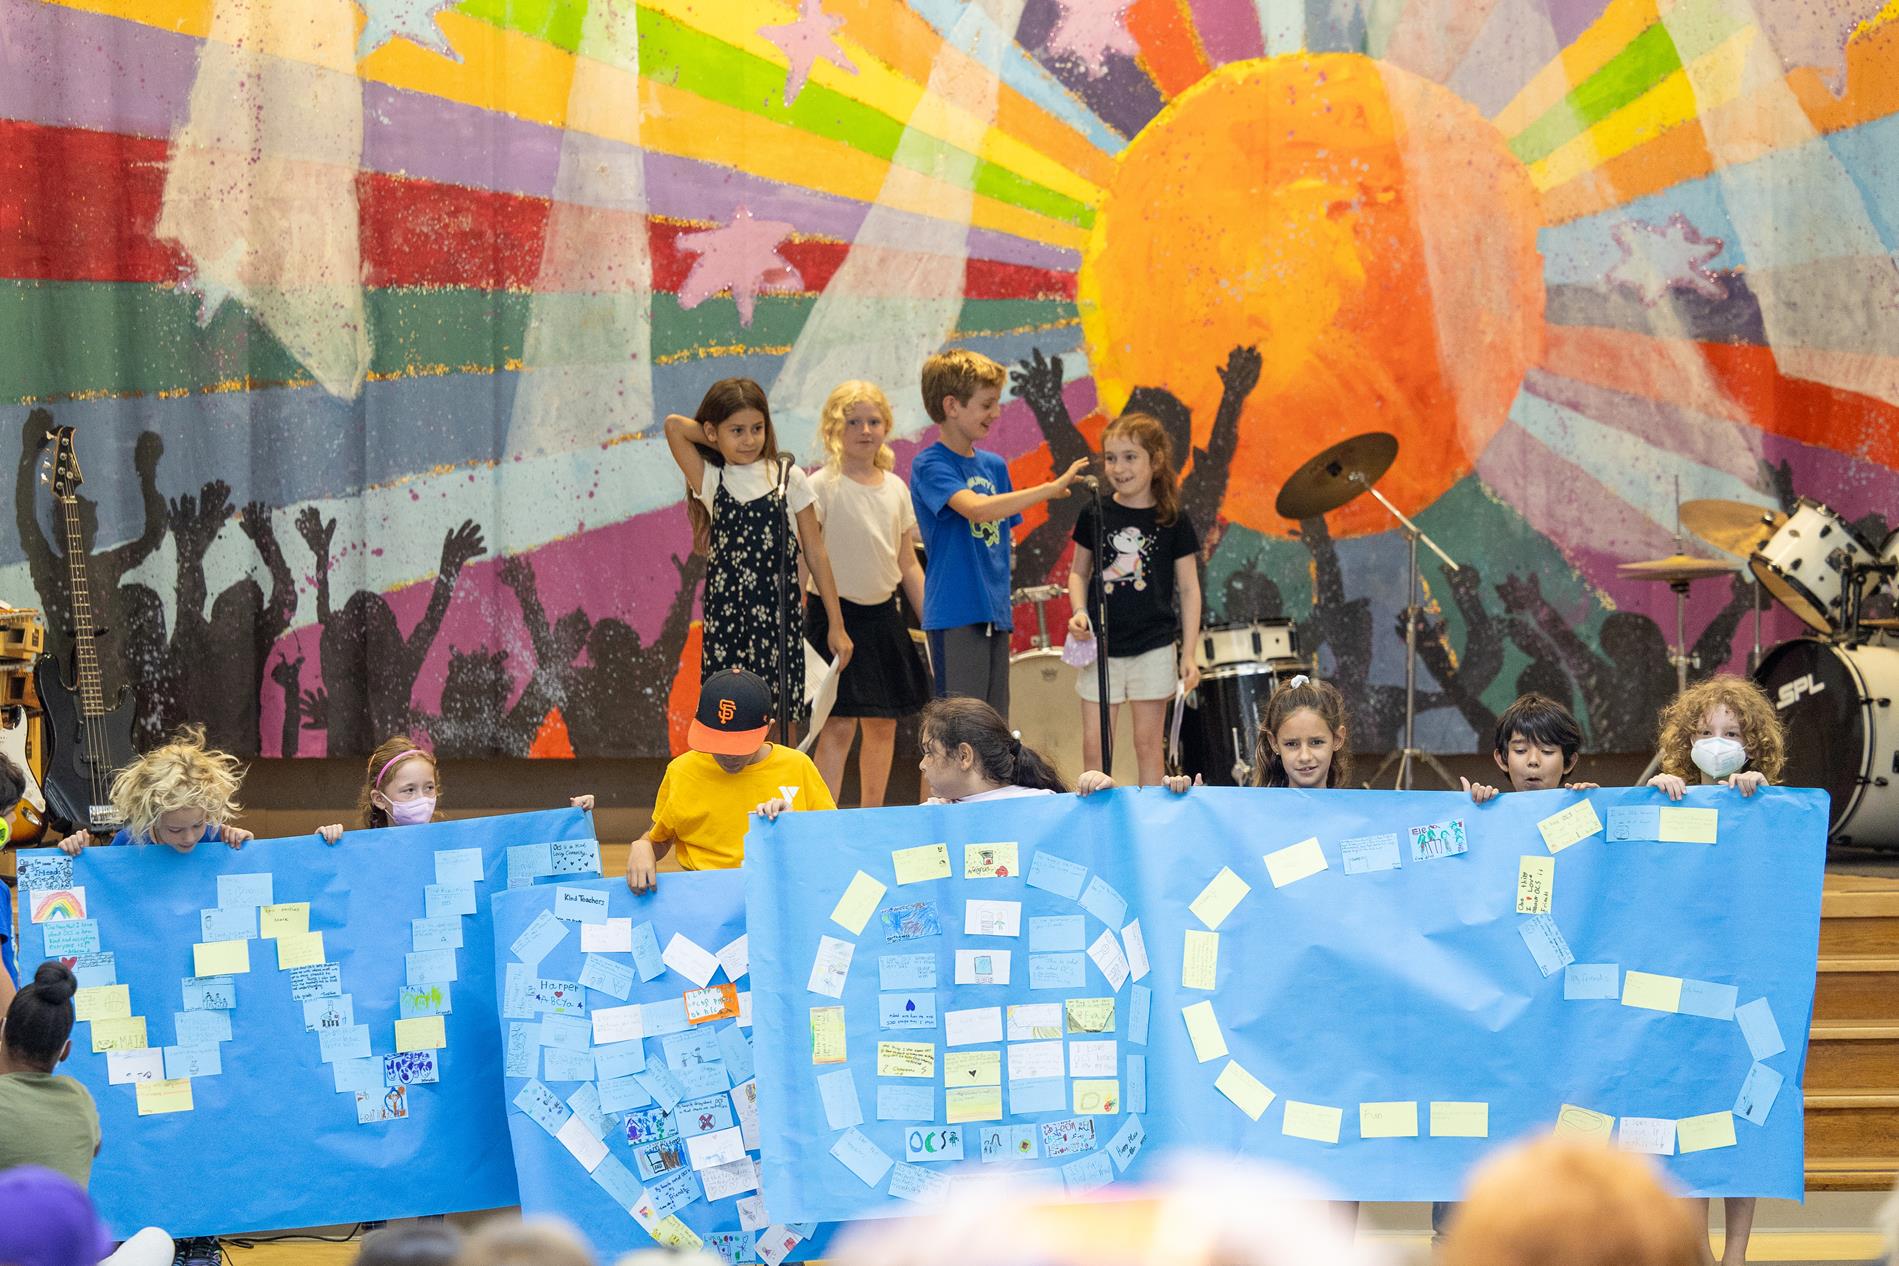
1354,476,1462,790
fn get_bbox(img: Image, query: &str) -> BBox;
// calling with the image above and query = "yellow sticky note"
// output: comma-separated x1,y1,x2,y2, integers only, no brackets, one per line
963,842,1019,878
1360,1101,1420,1138
877,1041,935,1078
74,985,131,1023
1213,1060,1275,1120
1182,1000,1227,1062
1516,856,1554,914
1182,929,1219,991
829,871,887,935
891,844,951,884
1264,837,1328,888
90,1016,147,1053
395,1015,446,1052
1283,1101,1344,1143
649,1217,703,1251
135,1077,194,1116
1677,1111,1737,1152
1622,970,1684,1013
1073,1079,1119,1114
275,930,325,970
945,1050,1000,1086
1658,807,1719,844
1063,998,1115,1034
1554,1104,1616,1142
811,1007,847,1065
1189,867,1251,928
194,940,250,976
1430,1102,1490,1138
1537,799,1603,853
945,1085,1002,1123
259,902,310,939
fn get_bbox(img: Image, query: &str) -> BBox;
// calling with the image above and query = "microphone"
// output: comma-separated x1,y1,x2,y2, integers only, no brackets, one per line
1079,475,1100,491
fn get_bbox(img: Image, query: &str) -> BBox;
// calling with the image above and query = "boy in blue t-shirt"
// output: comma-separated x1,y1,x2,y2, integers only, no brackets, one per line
910,350,1088,718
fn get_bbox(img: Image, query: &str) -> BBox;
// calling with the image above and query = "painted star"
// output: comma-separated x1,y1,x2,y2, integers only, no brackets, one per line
759,0,858,107
675,205,804,327
356,0,462,62
1605,214,1728,306
1045,0,1139,79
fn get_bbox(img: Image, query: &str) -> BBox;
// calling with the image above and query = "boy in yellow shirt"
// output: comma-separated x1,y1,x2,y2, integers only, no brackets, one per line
625,668,834,891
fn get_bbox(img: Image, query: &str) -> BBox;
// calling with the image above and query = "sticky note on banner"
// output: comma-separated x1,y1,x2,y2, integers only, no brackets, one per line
1282,1101,1344,1144
1264,838,1327,888
1658,807,1719,844
1429,1102,1489,1138
1554,1104,1615,1143
1182,930,1219,990
1677,1111,1737,1152
91,1017,147,1054
1516,856,1553,914
275,931,325,971
1359,1101,1419,1138
1213,1061,1274,1120
891,844,950,884
194,940,251,977
259,903,310,938
1190,867,1251,927
395,1016,447,1052
830,871,887,935
136,1077,194,1116
810,1007,847,1065
877,1042,933,1078
945,1050,1001,1086
1537,799,1602,853
1182,1001,1226,1062
1621,970,1684,1013
73,985,131,1023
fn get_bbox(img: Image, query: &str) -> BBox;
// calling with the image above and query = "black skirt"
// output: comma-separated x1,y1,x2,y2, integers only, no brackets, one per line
805,595,930,719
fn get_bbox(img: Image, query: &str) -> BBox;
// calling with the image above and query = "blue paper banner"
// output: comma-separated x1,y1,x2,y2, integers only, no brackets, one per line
18,808,598,1236
489,872,833,1264
748,786,1827,1221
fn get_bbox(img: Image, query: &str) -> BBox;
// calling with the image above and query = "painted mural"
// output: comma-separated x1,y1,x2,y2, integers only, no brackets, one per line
3,0,1897,760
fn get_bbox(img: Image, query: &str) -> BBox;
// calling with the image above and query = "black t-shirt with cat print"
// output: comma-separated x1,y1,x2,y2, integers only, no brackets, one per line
1073,500,1199,657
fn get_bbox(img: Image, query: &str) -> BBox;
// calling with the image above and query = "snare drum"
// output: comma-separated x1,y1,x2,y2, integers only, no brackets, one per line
1750,498,1879,632
1755,637,1899,847
1197,620,1299,672
1007,648,1138,786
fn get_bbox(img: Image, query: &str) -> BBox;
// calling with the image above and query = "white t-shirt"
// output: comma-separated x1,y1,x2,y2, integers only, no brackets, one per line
808,466,917,605
694,459,815,528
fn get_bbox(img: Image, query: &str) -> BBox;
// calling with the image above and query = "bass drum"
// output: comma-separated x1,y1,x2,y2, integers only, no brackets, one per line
1178,662,1289,786
1007,649,1139,787
1755,638,1899,847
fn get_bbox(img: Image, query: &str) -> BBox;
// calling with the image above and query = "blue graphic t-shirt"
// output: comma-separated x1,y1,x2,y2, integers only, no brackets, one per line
910,443,1021,631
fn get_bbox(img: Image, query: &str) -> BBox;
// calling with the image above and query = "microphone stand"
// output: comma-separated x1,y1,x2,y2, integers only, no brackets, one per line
1088,477,1112,777
774,452,793,748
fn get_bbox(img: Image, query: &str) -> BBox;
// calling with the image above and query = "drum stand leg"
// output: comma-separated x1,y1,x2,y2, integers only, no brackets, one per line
1364,516,1460,791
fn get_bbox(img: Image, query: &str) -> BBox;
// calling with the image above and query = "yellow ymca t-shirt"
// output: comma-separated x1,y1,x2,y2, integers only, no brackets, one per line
650,744,837,871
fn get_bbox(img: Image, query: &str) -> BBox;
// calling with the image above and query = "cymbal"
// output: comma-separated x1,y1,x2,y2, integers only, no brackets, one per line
1861,618,1899,631
1617,554,1738,584
1679,499,1786,557
1274,432,1399,519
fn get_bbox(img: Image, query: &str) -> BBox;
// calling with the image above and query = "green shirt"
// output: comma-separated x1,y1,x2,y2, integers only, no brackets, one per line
0,1069,100,1186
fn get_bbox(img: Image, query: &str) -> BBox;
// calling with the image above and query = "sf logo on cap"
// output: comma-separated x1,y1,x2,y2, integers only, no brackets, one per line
718,699,737,724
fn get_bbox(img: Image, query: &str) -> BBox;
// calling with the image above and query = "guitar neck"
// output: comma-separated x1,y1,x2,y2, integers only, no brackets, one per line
58,494,107,717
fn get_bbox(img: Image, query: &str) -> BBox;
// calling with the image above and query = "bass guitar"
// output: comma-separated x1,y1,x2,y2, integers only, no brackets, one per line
34,426,133,834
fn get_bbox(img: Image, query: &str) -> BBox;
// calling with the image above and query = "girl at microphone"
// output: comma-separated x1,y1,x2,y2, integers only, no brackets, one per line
1065,413,1202,785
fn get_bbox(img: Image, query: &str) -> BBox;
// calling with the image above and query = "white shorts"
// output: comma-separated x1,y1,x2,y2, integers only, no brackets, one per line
1076,643,1178,704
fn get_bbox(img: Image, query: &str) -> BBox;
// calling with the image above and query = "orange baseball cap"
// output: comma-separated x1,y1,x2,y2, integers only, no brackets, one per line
688,668,774,755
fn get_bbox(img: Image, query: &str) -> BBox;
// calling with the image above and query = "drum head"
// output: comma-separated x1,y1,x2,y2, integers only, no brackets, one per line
1754,639,1863,829
1749,556,1830,632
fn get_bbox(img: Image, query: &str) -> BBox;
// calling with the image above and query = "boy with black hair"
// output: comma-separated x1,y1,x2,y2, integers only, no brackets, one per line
1464,692,1599,801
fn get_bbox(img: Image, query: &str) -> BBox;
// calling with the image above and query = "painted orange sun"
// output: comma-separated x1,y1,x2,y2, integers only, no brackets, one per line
1079,54,1546,538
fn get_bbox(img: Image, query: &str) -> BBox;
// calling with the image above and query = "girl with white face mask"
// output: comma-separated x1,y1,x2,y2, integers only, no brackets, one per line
357,736,594,831
1642,674,1787,1266
1647,675,1786,802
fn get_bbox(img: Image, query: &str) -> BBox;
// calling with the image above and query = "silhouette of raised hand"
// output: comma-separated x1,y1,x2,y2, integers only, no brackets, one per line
134,431,164,477
497,554,532,596
1216,344,1262,401
296,505,335,561
1495,572,1543,614
1009,348,1066,419
299,686,329,731
169,479,232,555
440,520,486,575
238,499,276,548
270,653,304,691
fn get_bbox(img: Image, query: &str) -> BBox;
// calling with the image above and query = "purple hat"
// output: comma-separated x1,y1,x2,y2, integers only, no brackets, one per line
0,1167,116,1266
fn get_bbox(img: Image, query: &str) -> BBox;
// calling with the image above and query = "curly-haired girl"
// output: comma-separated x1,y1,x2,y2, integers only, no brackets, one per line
1648,674,1785,800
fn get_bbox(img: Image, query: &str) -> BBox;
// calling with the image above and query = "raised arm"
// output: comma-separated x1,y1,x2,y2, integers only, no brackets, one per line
401,519,486,682
662,413,711,490
100,432,169,574
946,460,1089,524
498,554,556,663
240,500,297,643
296,507,337,624
168,479,233,620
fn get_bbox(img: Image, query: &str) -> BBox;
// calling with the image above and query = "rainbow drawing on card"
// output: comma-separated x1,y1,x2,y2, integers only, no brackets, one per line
32,887,87,923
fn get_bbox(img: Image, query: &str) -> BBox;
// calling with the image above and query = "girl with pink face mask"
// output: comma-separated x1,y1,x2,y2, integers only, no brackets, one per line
357,735,593,830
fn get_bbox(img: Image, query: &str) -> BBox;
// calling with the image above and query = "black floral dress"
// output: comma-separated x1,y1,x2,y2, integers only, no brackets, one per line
702,466,808,723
